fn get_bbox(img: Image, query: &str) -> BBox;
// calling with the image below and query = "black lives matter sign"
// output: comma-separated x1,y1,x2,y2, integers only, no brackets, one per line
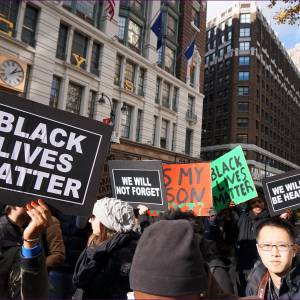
0,91,112,215
108,160,167,210
263,170,300,216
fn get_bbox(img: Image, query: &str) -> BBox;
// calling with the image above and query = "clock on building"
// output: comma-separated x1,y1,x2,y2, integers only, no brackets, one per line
0,55,27,93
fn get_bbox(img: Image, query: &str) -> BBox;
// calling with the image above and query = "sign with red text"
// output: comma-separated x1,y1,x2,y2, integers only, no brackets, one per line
0,91,112,215
163,163,212,216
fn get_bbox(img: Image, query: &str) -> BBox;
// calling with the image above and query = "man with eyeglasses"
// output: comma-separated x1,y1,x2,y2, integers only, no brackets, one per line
246,217,300,299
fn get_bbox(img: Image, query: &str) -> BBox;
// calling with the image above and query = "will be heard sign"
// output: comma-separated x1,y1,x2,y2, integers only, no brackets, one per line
0,91,112,215
108,160,167,210
263,170,300,216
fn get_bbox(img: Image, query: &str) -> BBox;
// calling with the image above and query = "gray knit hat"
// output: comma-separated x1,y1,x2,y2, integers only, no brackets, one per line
92,197,135,232
130,219,208,297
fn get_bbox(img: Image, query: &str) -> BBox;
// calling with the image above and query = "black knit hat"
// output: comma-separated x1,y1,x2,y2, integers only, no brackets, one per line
130,219,208,297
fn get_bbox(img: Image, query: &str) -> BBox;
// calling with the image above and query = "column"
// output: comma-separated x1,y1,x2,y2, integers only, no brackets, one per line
66,27,74,64
80,85,89,117
112,100,122,143
167,120,172,150
120,57,126,88
154,116,162,147
130,106,137,141
58,74,69,111
86,38,94,73
16,1,26,40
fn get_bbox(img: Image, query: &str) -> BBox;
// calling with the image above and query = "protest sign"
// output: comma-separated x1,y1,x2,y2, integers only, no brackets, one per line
211,146,257,211
262,170,300,216
163,163,212,216
108,160,167,210
0,91,112,215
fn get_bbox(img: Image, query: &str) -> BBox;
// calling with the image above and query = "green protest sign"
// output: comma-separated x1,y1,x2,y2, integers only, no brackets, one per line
211,146,257,211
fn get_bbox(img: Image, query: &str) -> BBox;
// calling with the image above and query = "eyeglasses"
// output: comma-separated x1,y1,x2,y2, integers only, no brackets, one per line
257,243,294,252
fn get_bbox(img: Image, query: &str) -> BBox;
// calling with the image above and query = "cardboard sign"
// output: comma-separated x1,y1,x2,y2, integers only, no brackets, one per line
108,160,167,210
0,91,112,215
163,163,213,216
211,146,257,211
263,170,300,216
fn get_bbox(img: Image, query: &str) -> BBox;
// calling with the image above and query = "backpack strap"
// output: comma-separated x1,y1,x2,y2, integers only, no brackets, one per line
257,271,269,299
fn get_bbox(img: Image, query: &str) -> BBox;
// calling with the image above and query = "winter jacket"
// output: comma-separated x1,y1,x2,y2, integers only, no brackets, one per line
246,259,300,299
73,231,140,299
236,209,269,271
0,215,48,299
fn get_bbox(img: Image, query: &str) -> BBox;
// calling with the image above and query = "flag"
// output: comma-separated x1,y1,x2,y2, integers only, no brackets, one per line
184,38,196,60
105,0,115,21
151,12,163,50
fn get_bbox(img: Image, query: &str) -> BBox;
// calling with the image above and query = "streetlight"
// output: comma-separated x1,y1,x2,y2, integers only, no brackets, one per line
98,92,127,126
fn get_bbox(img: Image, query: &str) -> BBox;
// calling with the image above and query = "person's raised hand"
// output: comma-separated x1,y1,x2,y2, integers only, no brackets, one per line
23,199,52,248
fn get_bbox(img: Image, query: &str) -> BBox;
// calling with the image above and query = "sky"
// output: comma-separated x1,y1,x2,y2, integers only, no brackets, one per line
206,1,300,50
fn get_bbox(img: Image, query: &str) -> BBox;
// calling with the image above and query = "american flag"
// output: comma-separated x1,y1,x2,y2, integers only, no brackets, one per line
105,0,115,21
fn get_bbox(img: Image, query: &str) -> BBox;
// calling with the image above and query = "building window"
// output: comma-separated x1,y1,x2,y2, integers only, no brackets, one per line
71,31,88,69
56,23,68,60
128,19,142,52
165,46,175,73
137,68,145,96
117,16,126,42
162,82,170,108
121,104,132,138
90,42,101,76
87,90,96,119
171,123,176,151
238,102,249,112
155,77,161,104
160,119,169,149
227,17,232,27
239,56,250,65
152,116,158,145
66,82,82,114
172,87,178,111
136,109,143,142
240,13,250,23
238,86,249,96
239,71,249,81
49,76,61,108
185,128,193,155
21,5,39,47
237,118,248,128
236,134,248,143
0,0,20,37
124,61,135,92
227,31,232,41
167,14,177,39
240,27,250,37
114,55,122,86
239,42,250,51
192,7,200,28
219,48,224,57
187,95,195,115
157,46,163,66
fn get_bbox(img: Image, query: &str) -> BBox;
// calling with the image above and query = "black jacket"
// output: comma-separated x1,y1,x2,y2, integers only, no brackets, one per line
73,231,140,299
236,209,269,270
246,260,300,299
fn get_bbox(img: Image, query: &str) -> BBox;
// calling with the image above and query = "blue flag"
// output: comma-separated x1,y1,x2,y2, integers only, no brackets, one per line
151,12,163,50
184,38,196,60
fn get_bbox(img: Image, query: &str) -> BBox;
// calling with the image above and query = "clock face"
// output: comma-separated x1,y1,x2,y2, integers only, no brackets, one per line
0,60,24,86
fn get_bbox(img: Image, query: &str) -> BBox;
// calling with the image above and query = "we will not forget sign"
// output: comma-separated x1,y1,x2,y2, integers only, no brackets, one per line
263,170,300,216
108,160,167,210
0,91,112,215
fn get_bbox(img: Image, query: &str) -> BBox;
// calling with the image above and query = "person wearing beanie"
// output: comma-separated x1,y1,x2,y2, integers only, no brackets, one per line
72,197,140,299
130,219,233,299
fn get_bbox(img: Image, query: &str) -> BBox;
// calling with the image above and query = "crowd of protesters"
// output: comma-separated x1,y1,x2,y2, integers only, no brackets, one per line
0,188,299,299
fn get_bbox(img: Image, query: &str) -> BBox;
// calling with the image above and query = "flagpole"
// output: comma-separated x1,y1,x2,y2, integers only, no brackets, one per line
176,31,198,61
147,6,162,28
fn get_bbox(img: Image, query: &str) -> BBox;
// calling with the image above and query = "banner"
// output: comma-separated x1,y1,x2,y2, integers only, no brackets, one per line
108,160,167,210
262,170,300,216
211,146,257,211
0,91,112,215
163,163,212,216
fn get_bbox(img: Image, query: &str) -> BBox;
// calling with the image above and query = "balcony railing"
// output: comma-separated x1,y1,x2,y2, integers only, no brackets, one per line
186,110,197,124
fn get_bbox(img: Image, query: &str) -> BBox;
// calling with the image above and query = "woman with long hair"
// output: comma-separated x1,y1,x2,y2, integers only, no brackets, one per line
72,198,140,299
